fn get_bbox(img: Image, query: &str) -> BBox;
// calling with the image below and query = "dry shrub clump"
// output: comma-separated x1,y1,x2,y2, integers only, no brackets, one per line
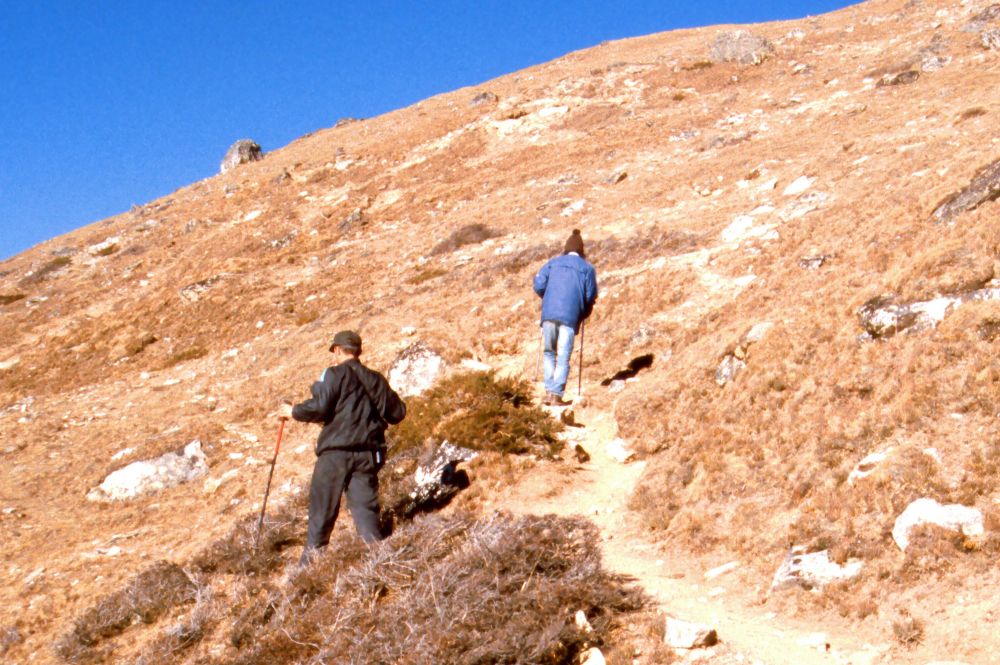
18,256,71,286
191,495,306,576
214,511,645,665
389,371,563,456
55,561,198,662
0,293,26,306
431,223,502,255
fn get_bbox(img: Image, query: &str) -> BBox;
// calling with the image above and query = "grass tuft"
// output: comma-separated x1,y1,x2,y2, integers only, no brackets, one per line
431,223,502,255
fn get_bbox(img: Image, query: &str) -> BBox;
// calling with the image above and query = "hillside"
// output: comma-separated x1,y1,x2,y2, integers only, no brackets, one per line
2,0,1000,662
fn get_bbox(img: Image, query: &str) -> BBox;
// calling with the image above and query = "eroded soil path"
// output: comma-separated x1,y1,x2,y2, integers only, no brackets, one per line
500,380,891,665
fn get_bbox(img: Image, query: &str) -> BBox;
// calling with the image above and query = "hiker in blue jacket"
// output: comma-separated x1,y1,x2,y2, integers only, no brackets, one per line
533,229,598,405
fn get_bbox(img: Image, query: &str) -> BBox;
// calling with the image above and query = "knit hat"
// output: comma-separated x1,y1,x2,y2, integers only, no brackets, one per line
563,229,585,257
329,330,362,354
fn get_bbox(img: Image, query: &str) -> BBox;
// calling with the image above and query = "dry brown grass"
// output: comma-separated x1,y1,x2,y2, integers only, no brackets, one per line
430,223,502,255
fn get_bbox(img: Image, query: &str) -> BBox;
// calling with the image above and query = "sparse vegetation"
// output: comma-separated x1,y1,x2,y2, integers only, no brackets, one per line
18,256,71,285
0,293,26,306
431,223,502,255
162,346,208,368
407,266,448,284
389,370,563,456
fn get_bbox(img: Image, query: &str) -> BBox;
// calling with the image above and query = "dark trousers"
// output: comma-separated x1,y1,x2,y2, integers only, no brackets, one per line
303,448,383,557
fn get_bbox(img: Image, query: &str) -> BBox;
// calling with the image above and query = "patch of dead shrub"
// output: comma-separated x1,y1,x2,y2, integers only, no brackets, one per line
431,223,502,255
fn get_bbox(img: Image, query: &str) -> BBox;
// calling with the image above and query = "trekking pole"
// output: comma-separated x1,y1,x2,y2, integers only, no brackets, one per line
254,418,286,549
577,321,585,397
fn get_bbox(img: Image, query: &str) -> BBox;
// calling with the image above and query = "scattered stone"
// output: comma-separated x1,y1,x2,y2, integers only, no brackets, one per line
388,342,445,397
573,444,591,463
782,175,814,196
87,440,209,502
921,55,951,72
799,254,831,270
110,447,134,461
469,91,498,107
848,449,893,484
771,547,863,590
709,30,774,65
892,498,985,551
220,139,263,174
88,237,120,256
575,609,594,633
665,617,718,649
0,357,20,371
704,561,740,580
715,355,747,386
982,28,1000,49
932,157,1000,223
203,469,239,494
23,567,45,587
580,647,606,665
340,208,366,233
605,170,628,185
877,70,920,87
179,274,226,303
606,438,635,464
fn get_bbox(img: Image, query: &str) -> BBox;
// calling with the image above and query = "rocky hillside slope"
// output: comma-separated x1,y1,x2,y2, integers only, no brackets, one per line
2,0,999,662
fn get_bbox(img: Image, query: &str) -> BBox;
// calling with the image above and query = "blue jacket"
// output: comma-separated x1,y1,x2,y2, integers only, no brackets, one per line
533,253,598,331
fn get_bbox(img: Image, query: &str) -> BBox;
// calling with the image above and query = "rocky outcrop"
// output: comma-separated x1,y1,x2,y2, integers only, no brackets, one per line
87,441,208,502
709,30,774,65
931,157,1000,223
387,442,478,519
388,342,445,397
220,139,263,174
892,498,985,551
771,547,863,590
858,281,1000,339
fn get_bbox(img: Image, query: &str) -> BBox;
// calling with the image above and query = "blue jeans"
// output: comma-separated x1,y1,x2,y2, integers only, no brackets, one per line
541,320,575,397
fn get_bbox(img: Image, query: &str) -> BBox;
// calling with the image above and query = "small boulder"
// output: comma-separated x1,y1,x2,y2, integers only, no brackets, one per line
388,342,445,397
220,139,263,174
931,157,1000,223
665,617,718,649
983,28,1000,49
715,354,746,386
771,547,863,590
579,647,605,665
87,440,208,502
709,30,774,65
892,498,985,551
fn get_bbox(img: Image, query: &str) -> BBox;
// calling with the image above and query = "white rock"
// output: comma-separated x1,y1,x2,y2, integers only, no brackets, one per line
400,326,417,336
606,438,635,464
704,561,740,580
243,210,263,222
848,448,893,484
771,548,862,590
87,440,209,502
782,175,814,196
580,647,606,665
892,498,985,551
203,469,239,494
389,342,445,397
743,321,773,344
575,609,593,633
24,567,45,586
459,358,492,372
715,355,746,386
0,356,20,371
110,447,134,461
665,617,718,649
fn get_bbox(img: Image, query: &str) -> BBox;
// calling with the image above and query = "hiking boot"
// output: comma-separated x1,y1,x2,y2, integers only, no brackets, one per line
549,394,572,407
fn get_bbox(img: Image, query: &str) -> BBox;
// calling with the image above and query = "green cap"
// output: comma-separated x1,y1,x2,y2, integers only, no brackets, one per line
329,330,362,353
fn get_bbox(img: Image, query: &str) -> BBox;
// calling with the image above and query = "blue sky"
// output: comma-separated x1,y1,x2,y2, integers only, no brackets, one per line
0,1,858,260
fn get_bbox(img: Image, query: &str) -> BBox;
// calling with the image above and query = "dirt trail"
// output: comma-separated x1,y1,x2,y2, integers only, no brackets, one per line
500,375,887,665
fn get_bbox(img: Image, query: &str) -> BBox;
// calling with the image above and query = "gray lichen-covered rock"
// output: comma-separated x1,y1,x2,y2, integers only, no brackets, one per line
858,283,1000,338
983,28,1000,49
87,440,208,502
391,442,478,519
388,342,445,397
770,547,863,590
709,30,774,65
220,139,263,174
932,157,1000,223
